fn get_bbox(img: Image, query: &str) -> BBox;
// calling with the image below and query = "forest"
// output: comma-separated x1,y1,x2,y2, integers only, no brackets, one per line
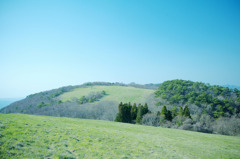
115,80,240,136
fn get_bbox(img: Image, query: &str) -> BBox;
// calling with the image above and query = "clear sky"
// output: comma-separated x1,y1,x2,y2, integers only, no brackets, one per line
0,0,240,98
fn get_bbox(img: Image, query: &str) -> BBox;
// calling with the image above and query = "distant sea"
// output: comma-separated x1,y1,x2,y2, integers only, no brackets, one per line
0,98,23,109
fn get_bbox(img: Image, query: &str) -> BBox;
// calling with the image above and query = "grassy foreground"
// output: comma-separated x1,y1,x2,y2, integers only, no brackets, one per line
0,114,240,159
59,86,154,103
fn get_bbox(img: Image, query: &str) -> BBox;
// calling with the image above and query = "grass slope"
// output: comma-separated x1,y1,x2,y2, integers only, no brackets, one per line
59,86,154,104
1,114,240,159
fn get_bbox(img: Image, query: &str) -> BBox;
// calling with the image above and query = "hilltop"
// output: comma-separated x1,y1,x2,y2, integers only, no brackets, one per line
0,82,158,121
0,113,239,159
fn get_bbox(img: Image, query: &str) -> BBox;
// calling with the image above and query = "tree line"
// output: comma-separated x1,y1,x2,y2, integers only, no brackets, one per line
115,102,191,124
115,102,149,124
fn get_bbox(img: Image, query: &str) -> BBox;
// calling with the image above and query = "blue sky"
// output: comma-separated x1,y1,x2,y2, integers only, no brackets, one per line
0,0,240,98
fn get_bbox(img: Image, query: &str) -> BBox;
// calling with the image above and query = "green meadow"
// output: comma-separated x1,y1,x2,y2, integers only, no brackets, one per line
59,86,154,104
0,114,239,159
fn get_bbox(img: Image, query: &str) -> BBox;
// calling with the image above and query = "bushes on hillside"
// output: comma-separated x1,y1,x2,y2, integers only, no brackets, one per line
78,91,106,104
213,116,240,136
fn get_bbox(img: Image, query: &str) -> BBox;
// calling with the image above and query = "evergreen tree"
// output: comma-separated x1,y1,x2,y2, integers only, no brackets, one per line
115,102,123,122
114,113,120,122
178,106,184,116
161,105,167,116
142,103,149,115
122,103,132,123
116,102,148,124
183,105,191,119
171,106,178,118
166,110,173,121
136,104,143,124
115,102,132,123
131,103,138,120
160,105,172,121
126,103,132,122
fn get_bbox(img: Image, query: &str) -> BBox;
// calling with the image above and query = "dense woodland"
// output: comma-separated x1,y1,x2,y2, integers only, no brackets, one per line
155,79,240,118
114,80,240,136
1,80,240,136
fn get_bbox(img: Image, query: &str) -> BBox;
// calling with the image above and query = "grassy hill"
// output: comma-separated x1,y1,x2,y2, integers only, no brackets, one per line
0,84,156,121
0,114,240,159
59,85,155,103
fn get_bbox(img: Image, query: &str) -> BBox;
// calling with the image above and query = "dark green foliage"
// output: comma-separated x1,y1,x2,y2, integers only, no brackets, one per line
115,102,132,123
123,103,132,123
166,110,173,121
160,106,167,116
143,103,149,115
78,91,106,104
102,90,106,95
136,103,149,123
183,105,191,119
160,106,172,121
171,106,178,118
78,96,87,104
50,89,66,98
178,106,183,116
37,102,48,108
131,103,138,120
115,102,123,122
136,105,143,124
155,79,240,118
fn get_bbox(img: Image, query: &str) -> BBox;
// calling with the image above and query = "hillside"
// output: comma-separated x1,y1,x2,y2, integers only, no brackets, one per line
0,98,23,109
0,82,157,121
0,114,240,159
155,79,240,118
60,85,154,103
1,80,240,136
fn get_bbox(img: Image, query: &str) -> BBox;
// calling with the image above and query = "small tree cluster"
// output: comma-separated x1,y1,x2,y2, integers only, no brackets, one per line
136,103,149,124
115,102,149,124
157,105,191,122
158,105,173,121
37,102,49,109
78,91,106,104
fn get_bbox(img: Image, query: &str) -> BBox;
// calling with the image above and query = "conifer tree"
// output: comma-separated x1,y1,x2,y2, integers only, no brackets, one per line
178,106,184,116
160,106,172,121
171,106,178,118
166,110,173,121
183,105,191,119
131,103,138,120
136,104,143,124
126,103,132,122
142,103,149,115
161,105,167,116
115,102,123,122
121,103,132,123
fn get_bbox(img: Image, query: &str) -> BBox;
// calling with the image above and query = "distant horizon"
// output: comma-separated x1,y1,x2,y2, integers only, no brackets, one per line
1,79,240,99
0,97,23,109
1,0,240,98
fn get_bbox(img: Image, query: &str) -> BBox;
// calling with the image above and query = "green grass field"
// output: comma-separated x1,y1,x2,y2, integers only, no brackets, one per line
59,86,155,104
0,114,239,159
